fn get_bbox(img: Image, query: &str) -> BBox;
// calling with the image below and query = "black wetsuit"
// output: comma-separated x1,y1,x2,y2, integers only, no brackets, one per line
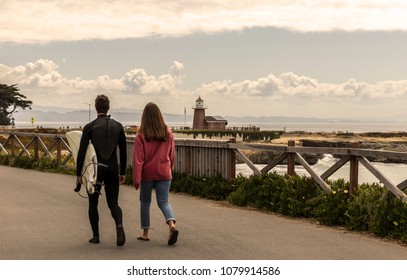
76,114,127,238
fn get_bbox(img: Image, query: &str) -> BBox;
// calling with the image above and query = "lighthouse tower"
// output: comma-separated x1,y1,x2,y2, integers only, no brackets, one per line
192,96,207,129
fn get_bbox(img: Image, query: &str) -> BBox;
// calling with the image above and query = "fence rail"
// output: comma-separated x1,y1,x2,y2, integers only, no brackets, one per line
1,131,407,202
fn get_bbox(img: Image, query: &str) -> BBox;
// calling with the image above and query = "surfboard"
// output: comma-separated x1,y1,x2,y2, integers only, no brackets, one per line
66,130,98,194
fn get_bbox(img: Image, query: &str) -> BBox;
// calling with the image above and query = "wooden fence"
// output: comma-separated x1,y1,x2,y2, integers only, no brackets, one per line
230,140,407,202
1,131,407,202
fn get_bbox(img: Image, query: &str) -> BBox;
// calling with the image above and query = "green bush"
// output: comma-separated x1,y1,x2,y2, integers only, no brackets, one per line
280,175,320,217
227,173,320,217
36,157,59,170
345,183,386,231
308,179,350,226
171,172,238,200
12,155,36,169
369,191,407,242
124,166,133,185
0,154,11,165
0,154,75,175
227,172,281,209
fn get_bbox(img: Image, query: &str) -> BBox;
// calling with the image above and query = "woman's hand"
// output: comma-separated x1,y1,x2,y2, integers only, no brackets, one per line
119,175,125,184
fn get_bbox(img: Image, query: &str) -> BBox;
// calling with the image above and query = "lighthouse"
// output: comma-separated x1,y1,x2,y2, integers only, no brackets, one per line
192,96,206,129
192,96,228,130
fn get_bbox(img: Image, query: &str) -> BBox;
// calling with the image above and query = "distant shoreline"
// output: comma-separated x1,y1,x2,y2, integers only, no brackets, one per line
3,126,407,146
273,131,407,152
11,119,407,133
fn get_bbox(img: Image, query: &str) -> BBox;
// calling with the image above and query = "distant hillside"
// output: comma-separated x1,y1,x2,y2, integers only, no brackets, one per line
12,107,189,125
11,105,400,126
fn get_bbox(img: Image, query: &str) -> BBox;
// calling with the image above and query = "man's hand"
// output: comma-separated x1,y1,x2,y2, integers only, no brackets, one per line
119,175,125,185
134,182,140,190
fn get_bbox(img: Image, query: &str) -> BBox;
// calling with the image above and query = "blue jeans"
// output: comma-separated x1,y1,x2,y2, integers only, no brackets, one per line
139,180,176,229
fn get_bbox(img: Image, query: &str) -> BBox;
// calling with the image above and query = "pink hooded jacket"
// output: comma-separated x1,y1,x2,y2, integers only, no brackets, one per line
132,129,175,184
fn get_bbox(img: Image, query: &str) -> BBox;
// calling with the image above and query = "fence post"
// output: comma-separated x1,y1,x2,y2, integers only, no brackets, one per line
349,142,359,197
287,140,295,176
10,135,15,157
228,138,237,180
34,136,39,160
56,136,62,164
185,146,192,176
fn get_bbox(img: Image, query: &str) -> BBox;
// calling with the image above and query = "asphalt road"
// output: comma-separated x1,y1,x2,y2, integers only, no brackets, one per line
1,165,407,260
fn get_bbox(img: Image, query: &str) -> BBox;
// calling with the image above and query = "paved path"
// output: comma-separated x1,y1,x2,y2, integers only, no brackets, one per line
1,165,407,260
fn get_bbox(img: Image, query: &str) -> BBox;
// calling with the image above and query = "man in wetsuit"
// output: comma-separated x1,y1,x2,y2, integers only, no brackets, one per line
76,94,127,246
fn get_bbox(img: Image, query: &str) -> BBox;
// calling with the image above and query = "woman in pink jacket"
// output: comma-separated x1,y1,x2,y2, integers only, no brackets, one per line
133,102,178,245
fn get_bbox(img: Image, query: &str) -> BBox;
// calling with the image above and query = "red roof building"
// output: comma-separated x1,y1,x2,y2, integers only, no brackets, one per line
192,97,228,130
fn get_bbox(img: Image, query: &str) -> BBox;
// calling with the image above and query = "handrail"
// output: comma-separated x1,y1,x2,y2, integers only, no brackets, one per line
1,131,407,201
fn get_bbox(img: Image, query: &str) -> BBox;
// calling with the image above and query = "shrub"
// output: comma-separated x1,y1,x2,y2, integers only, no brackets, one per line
369,191,407,242
280,175,320,217
227,172,321,217
37,157,59,171
124,166,133,185
12,155,36,169
0,154,75,175
345,183,386,231
227,172,283,210
308,179,350,226
171,172,237,200
0,154,11,165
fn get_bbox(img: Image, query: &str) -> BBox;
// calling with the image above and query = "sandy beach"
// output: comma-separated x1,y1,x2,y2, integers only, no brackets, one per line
271,131,407,152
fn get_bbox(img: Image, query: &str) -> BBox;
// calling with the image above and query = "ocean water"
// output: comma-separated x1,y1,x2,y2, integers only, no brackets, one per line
227,122,407,133
236,154,407,185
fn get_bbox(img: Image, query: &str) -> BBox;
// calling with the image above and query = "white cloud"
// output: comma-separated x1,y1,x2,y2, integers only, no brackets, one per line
1,0,407,43
122,69,151,90
169,61,184,78
194,71,407,110
2,59,407,119
0,59,185,108
122,61,184,94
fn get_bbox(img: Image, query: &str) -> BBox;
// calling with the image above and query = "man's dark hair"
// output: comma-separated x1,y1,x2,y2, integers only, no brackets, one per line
95,94,110,114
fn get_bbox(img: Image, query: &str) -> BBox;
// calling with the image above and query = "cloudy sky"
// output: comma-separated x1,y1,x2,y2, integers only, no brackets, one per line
1,0,407,121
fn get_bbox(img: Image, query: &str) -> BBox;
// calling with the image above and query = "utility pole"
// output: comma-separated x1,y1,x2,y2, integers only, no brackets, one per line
184,106,186,128
84,103,93,123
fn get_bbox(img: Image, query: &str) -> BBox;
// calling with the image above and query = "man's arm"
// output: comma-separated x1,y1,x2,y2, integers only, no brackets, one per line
118,125,127,176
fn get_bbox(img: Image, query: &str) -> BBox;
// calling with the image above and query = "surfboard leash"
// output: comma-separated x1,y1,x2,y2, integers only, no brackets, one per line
75,180,102,199
75,162,107,199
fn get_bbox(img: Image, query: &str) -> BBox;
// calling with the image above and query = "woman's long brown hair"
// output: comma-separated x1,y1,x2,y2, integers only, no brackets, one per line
138,102,169,141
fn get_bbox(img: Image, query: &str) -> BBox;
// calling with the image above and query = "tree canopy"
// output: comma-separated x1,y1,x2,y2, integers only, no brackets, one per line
0,84,32,126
